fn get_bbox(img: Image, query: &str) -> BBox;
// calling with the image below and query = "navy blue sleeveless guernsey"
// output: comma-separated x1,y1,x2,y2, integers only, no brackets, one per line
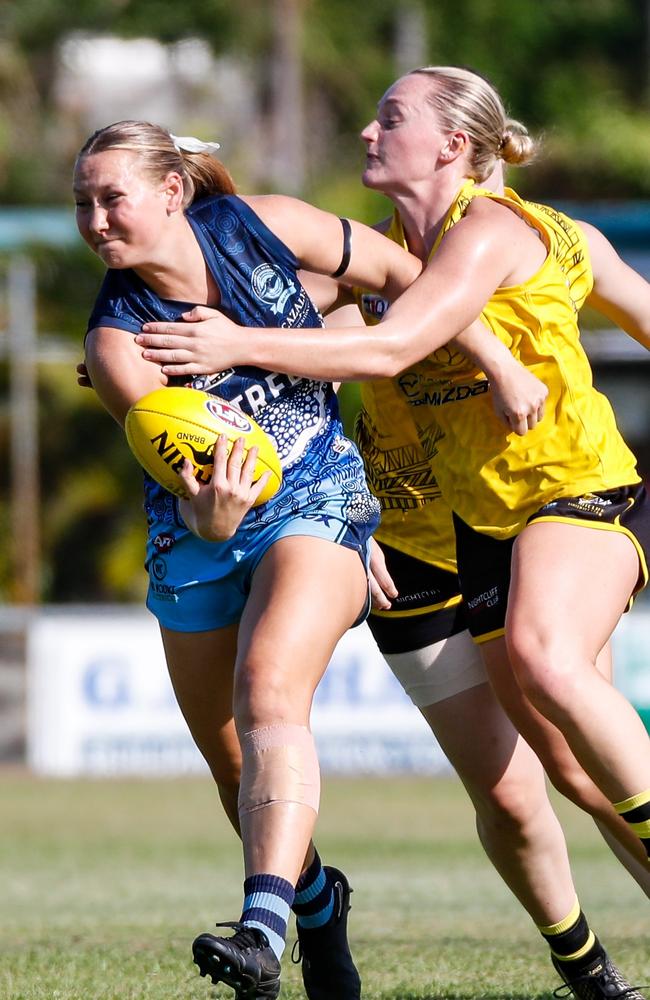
87,195,380,630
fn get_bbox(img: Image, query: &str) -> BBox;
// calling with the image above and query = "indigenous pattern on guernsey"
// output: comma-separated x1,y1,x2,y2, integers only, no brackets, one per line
521,198,592,314
349,185,597,561
392,179,639,539
87,194,380,539
351,212,457,572
353,385,445,512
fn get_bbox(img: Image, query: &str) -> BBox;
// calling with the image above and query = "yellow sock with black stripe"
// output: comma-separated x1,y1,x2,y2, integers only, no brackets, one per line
538,898,603,977
613,789,650,860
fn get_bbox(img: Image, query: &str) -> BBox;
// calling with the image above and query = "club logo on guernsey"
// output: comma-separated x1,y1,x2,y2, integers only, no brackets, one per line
206,399,252,432
191,370,234,392
251,263,296,315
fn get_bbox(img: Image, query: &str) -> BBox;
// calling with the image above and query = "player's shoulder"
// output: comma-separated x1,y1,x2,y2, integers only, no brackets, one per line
465,192,518,225
439,194,514,256
240,193,311,228
462,192,542,252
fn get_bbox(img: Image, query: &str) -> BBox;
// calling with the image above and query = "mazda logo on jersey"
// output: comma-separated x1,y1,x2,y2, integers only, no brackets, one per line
398,376,490,406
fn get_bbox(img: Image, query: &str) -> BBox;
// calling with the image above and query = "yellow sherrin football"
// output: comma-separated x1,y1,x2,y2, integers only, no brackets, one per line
125,386,282,505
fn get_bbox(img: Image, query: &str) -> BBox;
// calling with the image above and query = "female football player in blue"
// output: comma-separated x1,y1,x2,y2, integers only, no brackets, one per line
73,120,408,1000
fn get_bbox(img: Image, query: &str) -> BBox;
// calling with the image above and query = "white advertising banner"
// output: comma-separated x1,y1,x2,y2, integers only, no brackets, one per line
27,608,448,777
27,607,650,777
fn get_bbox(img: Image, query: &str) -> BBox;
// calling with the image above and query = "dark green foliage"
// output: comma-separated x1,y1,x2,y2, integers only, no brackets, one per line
3,0,650,204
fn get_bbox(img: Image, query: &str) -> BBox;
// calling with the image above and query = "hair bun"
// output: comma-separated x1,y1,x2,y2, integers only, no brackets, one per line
499,120,536,166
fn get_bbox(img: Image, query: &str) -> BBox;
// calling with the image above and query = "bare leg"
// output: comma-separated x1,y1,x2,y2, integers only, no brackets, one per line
596,820,650,892
383,630,646,996
235,535,368,883
161,622,321,877
505,521,650,801
161,623,242,832
421,675,576,924
481,634,650,874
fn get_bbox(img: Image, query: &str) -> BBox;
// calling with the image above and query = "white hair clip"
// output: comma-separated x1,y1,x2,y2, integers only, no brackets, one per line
170,134,221,155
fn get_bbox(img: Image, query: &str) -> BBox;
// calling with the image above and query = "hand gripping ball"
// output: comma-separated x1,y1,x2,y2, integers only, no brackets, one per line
125,386,282,505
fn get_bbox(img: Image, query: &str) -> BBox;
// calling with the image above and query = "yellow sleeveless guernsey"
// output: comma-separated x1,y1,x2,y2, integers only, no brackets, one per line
352,212,457,572
396,179,640,539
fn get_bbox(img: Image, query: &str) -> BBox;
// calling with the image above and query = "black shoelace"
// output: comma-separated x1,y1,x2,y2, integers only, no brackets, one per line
553,968,648,999
213,920,268,951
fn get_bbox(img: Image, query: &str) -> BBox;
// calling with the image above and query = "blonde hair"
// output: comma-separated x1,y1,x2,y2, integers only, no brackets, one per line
409,66,537,182
76,120,236,207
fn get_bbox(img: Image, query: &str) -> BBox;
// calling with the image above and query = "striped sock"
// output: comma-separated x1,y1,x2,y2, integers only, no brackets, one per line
241,873,295,960
293,851,334,930
538,898,602,974
614,789,650,860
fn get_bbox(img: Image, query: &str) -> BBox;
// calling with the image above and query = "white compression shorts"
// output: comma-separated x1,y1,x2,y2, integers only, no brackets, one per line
384,629,487,708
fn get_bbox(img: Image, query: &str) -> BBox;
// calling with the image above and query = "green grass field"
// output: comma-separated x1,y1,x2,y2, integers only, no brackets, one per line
1,772,648,1000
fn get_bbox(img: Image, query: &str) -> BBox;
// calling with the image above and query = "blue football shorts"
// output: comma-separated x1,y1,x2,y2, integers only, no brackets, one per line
146,502,375,633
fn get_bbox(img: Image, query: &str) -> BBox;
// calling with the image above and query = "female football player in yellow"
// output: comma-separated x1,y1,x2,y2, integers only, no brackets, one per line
136,67,650,999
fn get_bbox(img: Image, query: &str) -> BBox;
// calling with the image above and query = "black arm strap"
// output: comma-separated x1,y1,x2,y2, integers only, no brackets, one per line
331,217,352,278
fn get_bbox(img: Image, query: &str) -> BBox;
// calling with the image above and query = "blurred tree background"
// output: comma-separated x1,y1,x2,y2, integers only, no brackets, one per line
0,0,649,603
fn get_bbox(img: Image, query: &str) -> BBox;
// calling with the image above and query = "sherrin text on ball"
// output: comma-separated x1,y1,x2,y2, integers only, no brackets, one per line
125,386,282,505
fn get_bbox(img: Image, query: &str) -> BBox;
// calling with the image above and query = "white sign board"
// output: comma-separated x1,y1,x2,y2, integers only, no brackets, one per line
27,606,650,777
27,609,447,777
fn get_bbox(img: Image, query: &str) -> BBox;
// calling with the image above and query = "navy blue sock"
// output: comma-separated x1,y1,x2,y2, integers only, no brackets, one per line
293,851,334,930
241,873,295,959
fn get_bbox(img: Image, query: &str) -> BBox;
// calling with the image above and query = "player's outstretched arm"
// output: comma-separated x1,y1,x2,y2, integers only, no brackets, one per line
135,228,546,433
302,258,548,436
579,221,650,350
138,204,518,382
301,270,549,436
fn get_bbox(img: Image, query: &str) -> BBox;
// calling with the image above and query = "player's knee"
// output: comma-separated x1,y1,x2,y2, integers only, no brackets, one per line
195,736,242,788
238,723,321,816
233,659,299,730
208,755,241,785
506,628,582,721
474,772,544,840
